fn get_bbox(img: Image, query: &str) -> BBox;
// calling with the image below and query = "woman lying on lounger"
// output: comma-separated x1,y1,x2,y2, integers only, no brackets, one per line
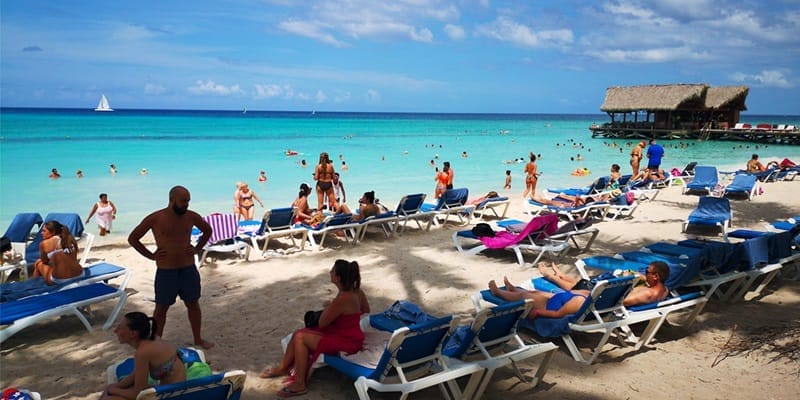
31,220,82,285
101,312,186,400
531,192,613,208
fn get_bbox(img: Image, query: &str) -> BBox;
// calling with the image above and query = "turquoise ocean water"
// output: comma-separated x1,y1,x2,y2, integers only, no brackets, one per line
1,108,798,235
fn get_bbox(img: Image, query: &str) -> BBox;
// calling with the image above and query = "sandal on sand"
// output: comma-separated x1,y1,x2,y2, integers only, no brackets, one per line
277,386,307,397
258,367,285,379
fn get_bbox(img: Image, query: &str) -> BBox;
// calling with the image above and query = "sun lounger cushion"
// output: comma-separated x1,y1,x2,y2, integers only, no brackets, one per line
0,283,117,325
0,263,126,303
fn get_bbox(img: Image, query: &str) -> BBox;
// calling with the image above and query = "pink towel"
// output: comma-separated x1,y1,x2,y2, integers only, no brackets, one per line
479,214,559,248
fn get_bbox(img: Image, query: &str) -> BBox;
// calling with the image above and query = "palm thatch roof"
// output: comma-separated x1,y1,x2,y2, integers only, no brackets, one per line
705,86,749,110
600,84,708,112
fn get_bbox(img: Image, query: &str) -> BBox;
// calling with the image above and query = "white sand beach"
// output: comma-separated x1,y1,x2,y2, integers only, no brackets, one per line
2,181,800,399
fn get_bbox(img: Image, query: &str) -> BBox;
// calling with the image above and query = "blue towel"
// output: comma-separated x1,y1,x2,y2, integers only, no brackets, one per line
0,277,78,303
371,300,438,332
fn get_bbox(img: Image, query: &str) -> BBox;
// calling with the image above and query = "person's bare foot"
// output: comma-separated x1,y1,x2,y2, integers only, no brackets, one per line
488,280,500,296
502,276,516,291
537,262,555,280
260,366,288,379
195,338,215,350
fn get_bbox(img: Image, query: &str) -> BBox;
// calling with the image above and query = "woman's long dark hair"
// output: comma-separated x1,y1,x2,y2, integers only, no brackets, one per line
333,259,361,291
125,311,157,340
43,220,79,255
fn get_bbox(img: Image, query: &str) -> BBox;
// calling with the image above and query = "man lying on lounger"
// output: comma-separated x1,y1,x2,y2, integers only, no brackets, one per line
488,261,669,320
531,192,616,208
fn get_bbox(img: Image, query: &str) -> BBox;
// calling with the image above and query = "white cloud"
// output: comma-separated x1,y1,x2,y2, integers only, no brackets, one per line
475,16,573,48
315,90,327,103
365,89,381,104
111,24,159,41
586,46,711,63
278,20,348,47
253,83,283,99
144,82,166,95
443,24,465,40
730,70,793,88
187,80,245,96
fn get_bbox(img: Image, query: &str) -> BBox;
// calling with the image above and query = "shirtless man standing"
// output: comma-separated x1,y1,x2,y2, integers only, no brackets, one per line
128,185,214,349
630,141,645,175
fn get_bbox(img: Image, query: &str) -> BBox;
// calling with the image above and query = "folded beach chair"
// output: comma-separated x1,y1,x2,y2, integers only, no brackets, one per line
21,213,96,273
301,213,362,250
723,174,759,200
357,211,399,242
0,263,130,344
323,315,484,400
496,218,600,253
683,166,718,195
472,275,642,364
546,176,609,197
451,214,569,267
421,188,471,229
682,196,732,241
196,213,250,267
108,348,245,400
467,196,511,220
392,193,428,233
441,300,558,400
244,207,307,258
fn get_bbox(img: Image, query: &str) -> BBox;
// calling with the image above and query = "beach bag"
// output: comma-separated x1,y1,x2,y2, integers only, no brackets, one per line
625,191,636,205
670,167,681,177
304,310,323,327
471,223,495,238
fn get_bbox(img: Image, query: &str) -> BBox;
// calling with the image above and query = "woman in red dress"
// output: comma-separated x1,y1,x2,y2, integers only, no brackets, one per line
260,259,370,397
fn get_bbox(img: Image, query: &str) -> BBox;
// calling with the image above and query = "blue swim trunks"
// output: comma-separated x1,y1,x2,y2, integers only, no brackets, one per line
155,265,201,305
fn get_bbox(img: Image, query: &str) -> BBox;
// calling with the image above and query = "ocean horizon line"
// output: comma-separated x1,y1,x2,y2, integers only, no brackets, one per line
2,107,798,119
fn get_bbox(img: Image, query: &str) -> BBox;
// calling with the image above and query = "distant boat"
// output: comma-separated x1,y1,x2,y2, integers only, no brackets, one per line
94,94,114,112
242,107,247,114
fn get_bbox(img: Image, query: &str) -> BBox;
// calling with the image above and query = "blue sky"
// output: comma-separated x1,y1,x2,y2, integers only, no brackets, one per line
1,0,798,114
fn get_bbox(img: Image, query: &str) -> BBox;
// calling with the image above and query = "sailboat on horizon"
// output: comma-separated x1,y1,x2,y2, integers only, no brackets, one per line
94,94,114,112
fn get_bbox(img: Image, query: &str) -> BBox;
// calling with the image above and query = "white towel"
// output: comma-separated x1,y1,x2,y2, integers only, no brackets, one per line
340,330,392,368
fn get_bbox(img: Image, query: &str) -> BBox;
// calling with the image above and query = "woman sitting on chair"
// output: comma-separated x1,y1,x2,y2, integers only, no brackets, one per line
291,183,315,225
101,312,186,400
31,220,82,285
260,260,370,397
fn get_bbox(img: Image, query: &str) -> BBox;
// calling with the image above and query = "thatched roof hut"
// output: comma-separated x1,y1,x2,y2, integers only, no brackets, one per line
600,84,707,112
704,86,748,110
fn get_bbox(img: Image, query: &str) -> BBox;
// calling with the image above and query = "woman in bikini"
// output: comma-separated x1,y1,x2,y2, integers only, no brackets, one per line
314,152,338,212
31,220,82,285
101,312,186,400
291,183,314,225
260,260,370,397
488,273,589,321
234,182,263,221
522,152,538,200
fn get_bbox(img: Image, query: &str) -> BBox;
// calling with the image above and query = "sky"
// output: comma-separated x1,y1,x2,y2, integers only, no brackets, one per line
1,0,799,114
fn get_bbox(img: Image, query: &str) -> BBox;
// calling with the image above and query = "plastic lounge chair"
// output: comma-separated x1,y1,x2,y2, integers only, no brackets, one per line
196,213,250,267
683,166,718,195
244,208,307,258
421,188,471,229
322,315,484,400
392,193,428,233
663,161,698,187
525,198,610,222
721,229,800,300
1,262,131,303
441,300,558,400
606,198,639,220
467,196,511,220
723,174,758,200
497,218,600,253
357,211,399,242
301,213,362,250
682,196,732,241
0,277,129,344
472,275,640,364
1,213,44,281
546,176,609,197
106,347,245,400
451,214,569,267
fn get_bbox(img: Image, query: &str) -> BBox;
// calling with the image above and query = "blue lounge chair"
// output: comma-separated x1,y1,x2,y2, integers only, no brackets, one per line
357,211,400,242
1,262,130,303
0,280,128,344
392,193,428,233
421,188,471,229
323,315,484,400
547,176,609,197
2,213,43,244
682,196,731,241
467,196,511,220
683,166,718,195
723,174,758,200
441,300,558,400
24,213,94,267
472,275,639,364
245,207,307,257
301,213,362,249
